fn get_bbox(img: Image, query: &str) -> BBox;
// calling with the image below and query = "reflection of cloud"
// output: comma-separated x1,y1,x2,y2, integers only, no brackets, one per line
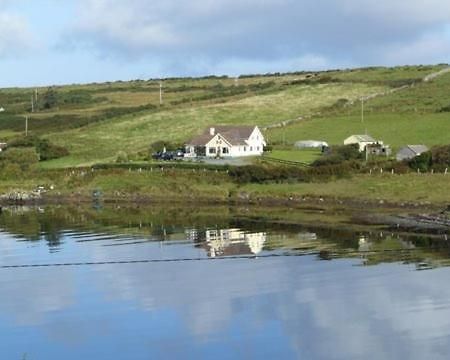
1,228,450,358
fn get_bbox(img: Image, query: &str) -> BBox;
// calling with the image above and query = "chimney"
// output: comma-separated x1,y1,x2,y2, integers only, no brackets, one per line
210,127,215,136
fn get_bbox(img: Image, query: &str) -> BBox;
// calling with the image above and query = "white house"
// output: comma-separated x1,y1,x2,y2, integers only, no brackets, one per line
0,143,6,152
344,134,380,152
185,125,266,158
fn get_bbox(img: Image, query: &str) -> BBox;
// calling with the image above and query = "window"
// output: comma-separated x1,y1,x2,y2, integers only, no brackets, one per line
257,146,260,151
209,147,216,154
222,147,229,154
244,147,247,152
250,146,253,151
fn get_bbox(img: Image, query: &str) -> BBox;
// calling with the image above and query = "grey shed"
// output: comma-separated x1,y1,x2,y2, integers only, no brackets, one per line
396,145,429,161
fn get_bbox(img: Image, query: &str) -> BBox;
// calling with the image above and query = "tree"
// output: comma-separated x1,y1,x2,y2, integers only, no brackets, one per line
40,87,59,110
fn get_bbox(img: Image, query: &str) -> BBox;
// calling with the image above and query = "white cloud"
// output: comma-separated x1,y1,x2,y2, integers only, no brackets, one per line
65,0,450,72
0,11,34,58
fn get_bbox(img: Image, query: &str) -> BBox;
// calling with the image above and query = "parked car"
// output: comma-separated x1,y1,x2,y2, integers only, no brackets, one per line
152,148,185,161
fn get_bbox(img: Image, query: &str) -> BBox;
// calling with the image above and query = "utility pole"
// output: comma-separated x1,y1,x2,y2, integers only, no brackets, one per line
31,95,34,113
35,88,38,112
159,81,163,106
25,116,28,136
361,97,364,123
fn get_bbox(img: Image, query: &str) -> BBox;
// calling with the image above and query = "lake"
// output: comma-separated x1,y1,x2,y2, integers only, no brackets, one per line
0,205,449,359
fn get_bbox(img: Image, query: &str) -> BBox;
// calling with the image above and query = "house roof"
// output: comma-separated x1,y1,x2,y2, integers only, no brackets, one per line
403,145,429,155
187,126,257,146
348,135,376,143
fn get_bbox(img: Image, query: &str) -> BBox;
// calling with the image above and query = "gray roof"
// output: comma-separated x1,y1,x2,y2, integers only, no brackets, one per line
405,145,429,155
187,126,257,146
396,145,429,161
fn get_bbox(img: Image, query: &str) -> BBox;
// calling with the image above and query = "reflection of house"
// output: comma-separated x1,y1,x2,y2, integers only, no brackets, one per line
185,126,266,158
396,145,429,161
203,228,267,257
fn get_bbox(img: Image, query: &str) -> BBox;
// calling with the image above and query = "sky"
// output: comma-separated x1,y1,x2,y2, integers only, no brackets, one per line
1,0,450,87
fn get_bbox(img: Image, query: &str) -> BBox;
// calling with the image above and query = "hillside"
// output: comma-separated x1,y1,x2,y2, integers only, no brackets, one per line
0,64,449,167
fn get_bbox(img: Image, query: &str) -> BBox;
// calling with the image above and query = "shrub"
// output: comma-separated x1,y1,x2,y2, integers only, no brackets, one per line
115,151,129,163
7,135,69,161
312,144,362,167
408,151,432,172
0,147,39,172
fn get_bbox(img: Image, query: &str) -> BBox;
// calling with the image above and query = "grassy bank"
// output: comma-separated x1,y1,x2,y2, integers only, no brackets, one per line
1,168,449,208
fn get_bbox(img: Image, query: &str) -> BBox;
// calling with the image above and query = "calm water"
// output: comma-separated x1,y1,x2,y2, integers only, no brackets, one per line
1,205,450,359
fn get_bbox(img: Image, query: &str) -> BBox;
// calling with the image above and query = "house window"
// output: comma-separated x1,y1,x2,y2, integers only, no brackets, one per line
209,147,216,154
257,146,260,151
244,147,247,152
222,147,229,154
250,146,253,151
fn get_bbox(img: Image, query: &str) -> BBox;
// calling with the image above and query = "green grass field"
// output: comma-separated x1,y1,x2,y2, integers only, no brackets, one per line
265,149,322,164
0,64,448,168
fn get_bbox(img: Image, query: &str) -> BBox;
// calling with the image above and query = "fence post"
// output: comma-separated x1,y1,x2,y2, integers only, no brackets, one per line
445,168,448,175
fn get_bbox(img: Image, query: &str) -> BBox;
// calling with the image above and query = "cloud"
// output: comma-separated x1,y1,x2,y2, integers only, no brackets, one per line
66,0,450,72
0,10,34,58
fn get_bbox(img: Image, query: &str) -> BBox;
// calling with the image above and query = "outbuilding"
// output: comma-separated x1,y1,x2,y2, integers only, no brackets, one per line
396,145,429,161
344,134,379,152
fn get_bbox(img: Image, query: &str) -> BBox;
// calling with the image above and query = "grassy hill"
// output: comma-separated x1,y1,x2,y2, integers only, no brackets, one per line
0,64,449,168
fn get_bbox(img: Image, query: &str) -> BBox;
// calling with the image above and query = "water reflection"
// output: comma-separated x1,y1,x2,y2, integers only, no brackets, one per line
189,228,267,257
0,205,449,359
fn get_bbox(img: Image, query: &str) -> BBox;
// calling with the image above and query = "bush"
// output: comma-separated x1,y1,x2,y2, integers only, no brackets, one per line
409,151,432,172
115,151,129,163
312,144,362,167
7,135,69,161
0,147,39,172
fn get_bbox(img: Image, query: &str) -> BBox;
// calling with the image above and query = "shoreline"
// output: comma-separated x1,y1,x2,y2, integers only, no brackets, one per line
1,192,448,236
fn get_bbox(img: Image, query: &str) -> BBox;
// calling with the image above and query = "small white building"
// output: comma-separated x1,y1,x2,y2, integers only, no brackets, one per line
185,125,266,158
295,140,329,149
0,143,6,152
344,134,380,152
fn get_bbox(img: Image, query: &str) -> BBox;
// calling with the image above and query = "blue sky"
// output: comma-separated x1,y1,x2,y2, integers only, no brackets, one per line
1,0,450,87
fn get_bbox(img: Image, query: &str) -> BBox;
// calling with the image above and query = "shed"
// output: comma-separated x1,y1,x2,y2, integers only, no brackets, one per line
396,145,429,161
295,140,329,149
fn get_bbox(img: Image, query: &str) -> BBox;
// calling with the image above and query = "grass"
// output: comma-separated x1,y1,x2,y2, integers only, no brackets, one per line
240,173,450,204
267,112,450,150
265,149,322,164
42,82,383,166
0,64,449,172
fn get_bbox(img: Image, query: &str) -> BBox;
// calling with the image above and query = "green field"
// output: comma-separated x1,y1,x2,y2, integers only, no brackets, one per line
0,64,449,172
265,149,322,164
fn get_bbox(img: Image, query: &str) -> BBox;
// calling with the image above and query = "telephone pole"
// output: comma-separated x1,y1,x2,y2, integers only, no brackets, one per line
25,116,28,136
361,97,364,123
159,81,163,106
